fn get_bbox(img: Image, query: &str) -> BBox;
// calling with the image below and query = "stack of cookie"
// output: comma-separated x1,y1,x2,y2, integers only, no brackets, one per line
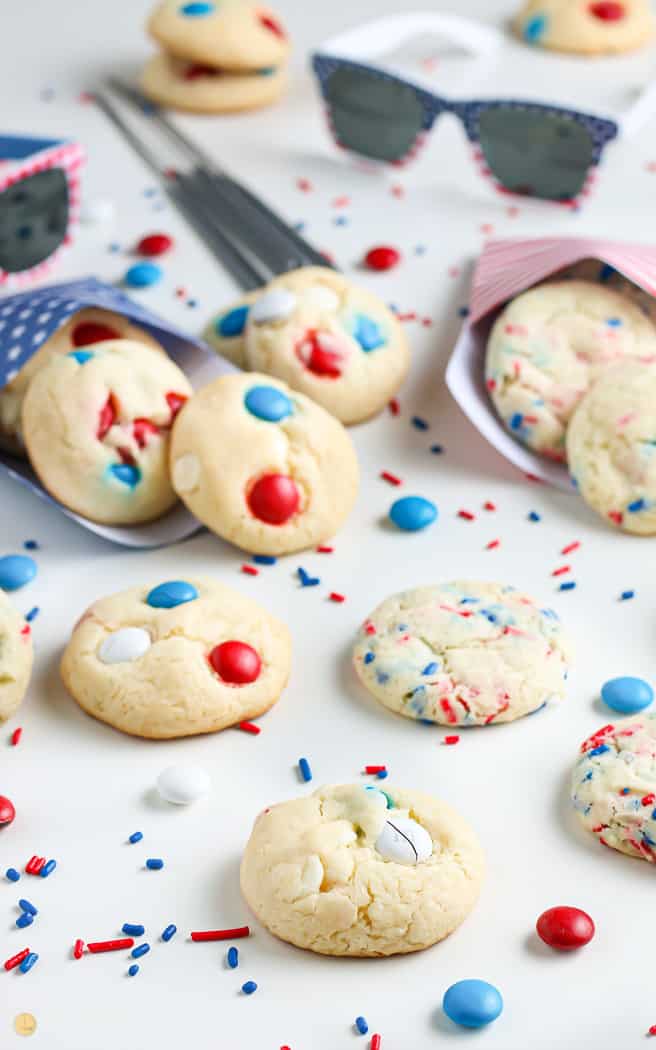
141,0,290,114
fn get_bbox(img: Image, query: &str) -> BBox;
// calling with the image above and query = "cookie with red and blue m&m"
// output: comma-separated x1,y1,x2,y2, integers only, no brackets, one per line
205,268,410,425
21,340,191,525
61,578,290,739
515,0,654,55
170,372,359,555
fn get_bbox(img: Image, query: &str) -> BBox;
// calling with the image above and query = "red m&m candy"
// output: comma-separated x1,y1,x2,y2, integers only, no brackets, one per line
72,322,120,346
0,795,16,828
536,907,595,951
589,2,625,19
296,330,344,378
248,474,300,525
364,246,401,272
136,233,173,257
209,641,261,684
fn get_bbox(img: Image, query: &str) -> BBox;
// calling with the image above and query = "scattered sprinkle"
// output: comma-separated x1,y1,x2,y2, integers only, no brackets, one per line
329,592,346,603
128,831,143,844
19,899,37,916
146,858,164,870
128,964,140,977
227,946,239,969
316,545,334,554
559,582,577,592
380,471,402,486
6,869,20,882
19,952,38,974
238,721,261,735
4,949,30,971
620,590,635,601
355,1017,369,1035
528,511,542,522
73,939,85,959
483,501,496,511
162,924,177,942
131,943,150,959
299,757,313,783
87,938,135,954
253,555,277,565
365,766,386,774
458,510,475,521
11,727,22,746
552,566,571,577
388,398,400,416
486,539,500,550
297,567,320,587
561,541,581,555
40,859,56,878
242,981,258,995
241,565,259,576
443,736,460,746
25,607,39,622
430,444,444,454
191,927,250,942
23,540,39,551
371,1036,381,1050
122,923,145,937
411,416,429,431
376,770,389,780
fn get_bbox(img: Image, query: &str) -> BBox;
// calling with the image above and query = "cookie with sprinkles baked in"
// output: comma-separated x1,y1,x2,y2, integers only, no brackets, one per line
140,53,287,113
205,267,410,425
21,340,192,526
572,714,656,862
0,590,33,724
147,0,289,71
0,307,164,457
486,280,656,463
567,362,656,534
61,578,291,739
515,0,654,54
353,581,572,727
240,783,484,956
169,371,359,555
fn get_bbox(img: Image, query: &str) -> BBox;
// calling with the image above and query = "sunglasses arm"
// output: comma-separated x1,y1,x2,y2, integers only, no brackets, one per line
319,12,503,62
617,80,656,140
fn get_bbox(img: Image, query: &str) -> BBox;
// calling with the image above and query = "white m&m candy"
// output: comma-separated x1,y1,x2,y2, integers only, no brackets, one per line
98,627,151,665
156,764,211,805
251,288,297,325
375,816,434,865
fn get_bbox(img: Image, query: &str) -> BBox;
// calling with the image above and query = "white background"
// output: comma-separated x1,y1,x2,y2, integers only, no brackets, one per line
3,1,656,1047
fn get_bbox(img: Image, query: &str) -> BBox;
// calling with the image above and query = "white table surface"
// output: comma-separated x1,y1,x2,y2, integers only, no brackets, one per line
3,2,656,1048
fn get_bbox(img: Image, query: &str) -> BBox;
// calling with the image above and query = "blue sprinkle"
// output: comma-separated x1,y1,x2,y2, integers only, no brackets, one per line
389,496,438,532
253,555,277,565
621,787,630,795
108,242,121,253
458,306,470,318
146,581,198,609
217,304,249,338
23,540,39,550
376,671,390,685
122,923,145,937
334,216,349,226
16,912,34,928
162,924,177,942
628,498,647,513
242,981,258,995
131,943,150,958
18,899,37,916
528,511,541,522
108,463,141,488
411,416,429,431
179,1,215,14
376,770,389,780
606,318,623,327
353,314,385,351
227,946,239,969
364,652,375,665
124,261,163,288
299,757,312,782
589,744,610,757
6,868,20,882
0,554,37,591
244,385,293,423
430,444,444,454
128,964,140,977
620,590,635,601
599,264,616,282
25,607,39,622
524,14,548,43
297,567,320,588
510,412,524,431
19,952,38,974
186,299,198,308
146,858,164,870
559,582,576,592
40,859,56,878
422,662,439,675
129,831,143,844
68,349,94,364
355,1017,369,1035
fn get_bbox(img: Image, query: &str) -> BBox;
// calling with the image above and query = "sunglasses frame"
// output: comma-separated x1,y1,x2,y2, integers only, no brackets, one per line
312,53,619,208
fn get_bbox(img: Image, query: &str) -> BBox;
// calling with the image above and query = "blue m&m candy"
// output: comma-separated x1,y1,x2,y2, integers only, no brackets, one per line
108,464,141,488
217,305,249,338
179,1,215,13
146,581,199,609
0,554,37,591
601,676,654,715
389,496,437,532
244,385,293,422
443,980,503,1029
124,261,163,288
68,350,94,364
353,314,385,352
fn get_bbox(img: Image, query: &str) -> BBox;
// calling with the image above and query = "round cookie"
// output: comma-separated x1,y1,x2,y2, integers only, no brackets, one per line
515,0,654,54
240,783,484,957
353,581,572,727
572,714,656,863
205,267,410,425
147,0,289,71
170,372,359,555
486,281,656,462
0,307,163,456
0,590,33,724
60,578,291,739
140,54,287,114
22,340,192,526
566,362,656,534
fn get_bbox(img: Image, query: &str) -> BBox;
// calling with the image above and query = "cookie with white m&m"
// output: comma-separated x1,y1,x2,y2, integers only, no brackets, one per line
572,714,656,862
170,372,359,555
486,281,656,462
147,0,289,71
567,362,656,534
515,0,654,55
205,267,410,425
353,581,572,727
240,783,484,956
60,578,291,739
21,340,191,525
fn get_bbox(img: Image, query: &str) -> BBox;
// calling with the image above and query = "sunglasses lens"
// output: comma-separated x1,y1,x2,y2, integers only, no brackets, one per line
324,67,424,163
478,108,594,201
0,168,69,274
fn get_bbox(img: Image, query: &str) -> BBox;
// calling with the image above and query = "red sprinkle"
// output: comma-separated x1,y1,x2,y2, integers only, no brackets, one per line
380,470,402,486
561,541,581,555
483,501,496,511
241,565,259,576
191,927,250,943
316,545,334,554
136,233,173,256
329,592,346,603
371,1036,381,1050
388,398,400,416
87,938,135,954
365,766,387,774
25,856,46,875
552,565,571,577
259,12,286,37
238,721,261,735
443,735,460,746
642,793,656,806
486,539,500,550
458,509,475,521
73,939,85,959
11,727,22,746
365,246,401,272
4,948,30,971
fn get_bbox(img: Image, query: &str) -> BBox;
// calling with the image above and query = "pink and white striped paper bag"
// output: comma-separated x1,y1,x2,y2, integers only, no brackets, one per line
445,236,656,490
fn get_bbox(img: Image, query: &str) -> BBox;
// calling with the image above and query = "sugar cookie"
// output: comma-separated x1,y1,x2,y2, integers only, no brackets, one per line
22,340,192,525
567,362,656,534
60,578,291,739
515,0,654,55
0,590,33,724
147,0,289,71
353,581,572,726
240,783,484,956
170,372,359,555
140,54,287,113
0,307,163,456
205,267,410,425
486,281,656,462
572,714,656,862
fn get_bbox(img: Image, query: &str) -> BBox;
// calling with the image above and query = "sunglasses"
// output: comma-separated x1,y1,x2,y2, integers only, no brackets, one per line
0,135,84,288
312,13,654,207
